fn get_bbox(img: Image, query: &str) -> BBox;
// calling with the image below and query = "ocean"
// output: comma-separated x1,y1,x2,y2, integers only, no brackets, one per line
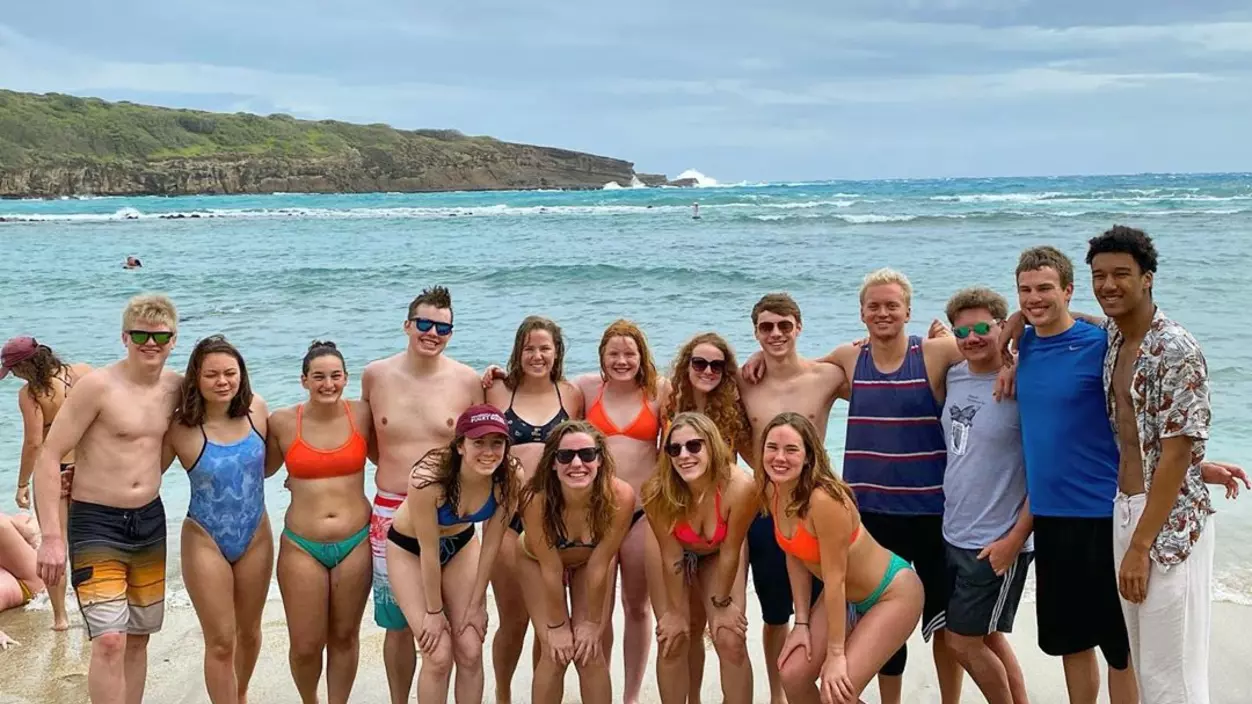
2,171,1250,607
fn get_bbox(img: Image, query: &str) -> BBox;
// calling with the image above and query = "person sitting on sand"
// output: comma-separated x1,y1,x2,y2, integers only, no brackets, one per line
515,420,633,704
385,404,521,704
3,336,92,632
763,412,924,704
164,335,274,704
0,512,44,618
644,411,756,704
265,341,374,704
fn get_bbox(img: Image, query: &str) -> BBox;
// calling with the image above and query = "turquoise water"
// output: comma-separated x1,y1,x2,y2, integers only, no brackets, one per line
3,172,1251,602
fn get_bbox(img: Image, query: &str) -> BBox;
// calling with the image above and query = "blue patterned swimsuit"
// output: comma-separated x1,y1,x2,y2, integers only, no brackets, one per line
186,418,267,563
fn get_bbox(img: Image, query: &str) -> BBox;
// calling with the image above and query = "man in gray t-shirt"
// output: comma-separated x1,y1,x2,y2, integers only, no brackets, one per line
937,288,1034,704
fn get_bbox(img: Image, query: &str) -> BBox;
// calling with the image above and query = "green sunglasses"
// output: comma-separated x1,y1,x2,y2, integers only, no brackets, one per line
952,322,993,339
127,330,174,346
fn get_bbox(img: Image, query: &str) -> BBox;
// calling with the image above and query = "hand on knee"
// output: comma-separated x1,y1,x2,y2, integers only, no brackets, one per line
778,656,820,695
453,633,484,673
713,628,749,665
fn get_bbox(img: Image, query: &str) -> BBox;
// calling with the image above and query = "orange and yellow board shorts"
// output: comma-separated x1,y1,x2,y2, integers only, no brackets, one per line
68,497,166,640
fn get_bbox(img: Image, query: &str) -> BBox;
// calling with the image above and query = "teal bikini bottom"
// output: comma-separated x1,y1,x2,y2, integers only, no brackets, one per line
283,523,370,570
852,552,911,615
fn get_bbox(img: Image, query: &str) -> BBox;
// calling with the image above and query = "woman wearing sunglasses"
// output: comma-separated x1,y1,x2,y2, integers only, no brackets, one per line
266,340,375,704
385,404,522,704
3,336,92,632
762,412,923,704
514,420,633,704
642,411,756,704
164,335,273,704
479,315,585,702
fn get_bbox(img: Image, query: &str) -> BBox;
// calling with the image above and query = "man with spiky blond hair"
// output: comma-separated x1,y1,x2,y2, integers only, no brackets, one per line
34,293,183,704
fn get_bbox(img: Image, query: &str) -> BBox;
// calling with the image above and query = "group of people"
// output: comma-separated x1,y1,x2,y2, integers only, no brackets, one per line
0,224,1245,704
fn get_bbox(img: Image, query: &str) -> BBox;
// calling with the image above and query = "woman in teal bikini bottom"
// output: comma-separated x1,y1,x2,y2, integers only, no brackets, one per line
761,412,925,704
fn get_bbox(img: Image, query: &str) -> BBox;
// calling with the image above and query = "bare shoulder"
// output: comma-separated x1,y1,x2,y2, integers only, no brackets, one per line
447,357,482,384
250,392,270,417
268,405,297,432
573,373,602,397
654,376,672,404
809,488,856,529
613,478,637,514
348,398,373,424
922,335,962,364
485,382,511,409
725,466,757,499
558,379,583,403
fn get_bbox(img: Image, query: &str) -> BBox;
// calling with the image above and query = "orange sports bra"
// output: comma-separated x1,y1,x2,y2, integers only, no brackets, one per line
672,489,728,550
285,402,369,480
772,490,860,565
586,386,659,443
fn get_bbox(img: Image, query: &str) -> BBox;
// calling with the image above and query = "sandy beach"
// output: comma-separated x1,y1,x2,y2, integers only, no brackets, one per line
4,583,1251,704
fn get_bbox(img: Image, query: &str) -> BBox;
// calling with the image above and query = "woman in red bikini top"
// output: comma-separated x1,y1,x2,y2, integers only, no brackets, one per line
640,411,758,704
761,412,924,704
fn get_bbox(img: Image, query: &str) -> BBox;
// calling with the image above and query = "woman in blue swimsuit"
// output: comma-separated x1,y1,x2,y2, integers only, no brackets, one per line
482,315,584,702
163,335,274,704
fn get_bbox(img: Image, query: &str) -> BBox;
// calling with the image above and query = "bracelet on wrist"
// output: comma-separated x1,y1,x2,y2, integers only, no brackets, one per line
426,607,444,615
710,595,732,608
794,621,809,627
547,620,567,629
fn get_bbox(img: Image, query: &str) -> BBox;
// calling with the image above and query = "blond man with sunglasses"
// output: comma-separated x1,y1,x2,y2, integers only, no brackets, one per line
32,293,183,704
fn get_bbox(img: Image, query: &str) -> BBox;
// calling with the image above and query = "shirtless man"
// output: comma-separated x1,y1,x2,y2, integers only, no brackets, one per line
744,271,967,704
734,293,846,704
360,285,485,704
33,294,182,704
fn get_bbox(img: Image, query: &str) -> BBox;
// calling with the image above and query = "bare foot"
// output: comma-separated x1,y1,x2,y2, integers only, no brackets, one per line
51,615,70,631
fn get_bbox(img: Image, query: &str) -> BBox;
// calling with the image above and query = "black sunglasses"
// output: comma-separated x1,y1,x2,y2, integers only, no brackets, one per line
756,320,795,335
127,330,173,346
411,317,453,336
555,447,599,464
690,356,726,374
664,438,705,457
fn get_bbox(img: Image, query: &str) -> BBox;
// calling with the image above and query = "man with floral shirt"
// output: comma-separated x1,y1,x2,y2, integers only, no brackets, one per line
1087,225,1214,703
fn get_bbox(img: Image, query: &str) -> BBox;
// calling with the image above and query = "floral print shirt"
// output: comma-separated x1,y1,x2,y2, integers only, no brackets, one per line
1103,307,1212,567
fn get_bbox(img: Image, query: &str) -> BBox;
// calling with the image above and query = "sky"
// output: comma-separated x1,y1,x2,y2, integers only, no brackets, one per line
2,2,1251,182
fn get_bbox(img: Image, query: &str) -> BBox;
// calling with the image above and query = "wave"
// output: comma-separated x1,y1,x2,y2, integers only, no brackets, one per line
743,208,1252,225
674,168,719,187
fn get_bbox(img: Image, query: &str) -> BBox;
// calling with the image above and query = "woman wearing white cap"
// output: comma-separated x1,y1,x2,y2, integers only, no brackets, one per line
386,404,523,704
2,336,92,632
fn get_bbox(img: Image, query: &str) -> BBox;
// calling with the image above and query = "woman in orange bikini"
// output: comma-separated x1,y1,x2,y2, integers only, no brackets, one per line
266,340,374,704
4,336,92,631
573,318,668,704
643,411,755,704
761,412,922,704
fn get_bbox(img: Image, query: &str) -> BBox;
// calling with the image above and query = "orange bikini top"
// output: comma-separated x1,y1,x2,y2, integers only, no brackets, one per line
285,402,369,480
772,490,860,565
586,386,659,443
672,489,728,550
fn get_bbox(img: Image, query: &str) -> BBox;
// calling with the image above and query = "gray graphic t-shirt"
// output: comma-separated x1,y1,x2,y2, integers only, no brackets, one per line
941,361,1033,551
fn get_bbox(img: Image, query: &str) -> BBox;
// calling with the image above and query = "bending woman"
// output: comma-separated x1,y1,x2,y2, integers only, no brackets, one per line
762,412,923,704
386,404,521,704
643,411,755,704
163,335,273,704
5,336,92,631
266,341,374,704
516,420,634,704
482,315,584,702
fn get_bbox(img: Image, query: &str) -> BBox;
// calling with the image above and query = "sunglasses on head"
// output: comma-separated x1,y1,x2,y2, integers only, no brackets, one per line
664,438,705,457
953,321,994,339
756,320,795,335
127,330,173,346
555,447,599,464
689,356,726,374
411,318,453,336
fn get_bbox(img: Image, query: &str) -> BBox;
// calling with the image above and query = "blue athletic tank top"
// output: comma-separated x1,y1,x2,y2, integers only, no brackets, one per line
842,335,947,516
187,421,267,563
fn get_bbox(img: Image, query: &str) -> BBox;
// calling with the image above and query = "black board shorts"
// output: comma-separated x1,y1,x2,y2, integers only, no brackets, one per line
945,542,1033,637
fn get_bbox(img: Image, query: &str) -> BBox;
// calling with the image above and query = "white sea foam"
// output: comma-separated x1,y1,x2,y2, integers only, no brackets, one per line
601,181,623,190
675,168,719,187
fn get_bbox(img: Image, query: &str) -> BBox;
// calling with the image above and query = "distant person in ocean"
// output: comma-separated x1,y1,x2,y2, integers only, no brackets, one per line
360,286,485,704
31,293,182,704
384,405,521,704
3,335,92,631
515,420,633,704
123,257,142,269
163,335,274,704
266,341,374,704
480,315,585,704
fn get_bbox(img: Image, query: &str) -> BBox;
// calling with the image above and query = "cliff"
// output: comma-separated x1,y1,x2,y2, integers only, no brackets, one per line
0,91,666,198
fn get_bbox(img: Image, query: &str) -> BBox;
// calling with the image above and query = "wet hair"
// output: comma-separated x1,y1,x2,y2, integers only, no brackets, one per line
598,319,659,397
412,424,519,524
505,316,566,390
122,293,178,333
1085,225,1159,276
664,332,748,455
642,412,735,533
859,268,913,307
407,286,453,322
522,420,618,547
1016,246,1074,289
13,344,69,400
751,292,802,326
758,412,854,518
174,335,254,427
301,340,345,376
945,287,1009,324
